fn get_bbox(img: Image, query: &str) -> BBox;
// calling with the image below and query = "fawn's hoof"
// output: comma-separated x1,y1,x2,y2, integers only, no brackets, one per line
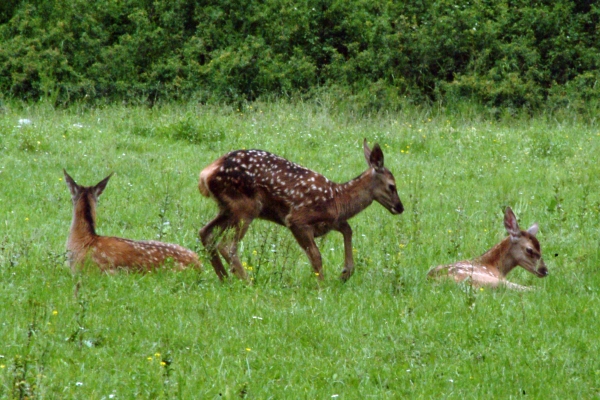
339,269,353,282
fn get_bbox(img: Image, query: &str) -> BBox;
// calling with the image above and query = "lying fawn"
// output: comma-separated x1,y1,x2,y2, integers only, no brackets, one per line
64,170,201,273
428,207,548,290
198,139,404,281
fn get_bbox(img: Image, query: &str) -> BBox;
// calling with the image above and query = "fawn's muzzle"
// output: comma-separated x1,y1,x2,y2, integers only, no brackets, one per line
536,259,548,277
391,202,404,215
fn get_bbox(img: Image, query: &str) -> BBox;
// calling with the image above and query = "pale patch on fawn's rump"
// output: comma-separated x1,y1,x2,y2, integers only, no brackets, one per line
199,159,223,197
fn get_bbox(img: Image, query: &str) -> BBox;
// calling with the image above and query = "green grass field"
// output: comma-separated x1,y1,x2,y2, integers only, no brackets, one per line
1,101,599,398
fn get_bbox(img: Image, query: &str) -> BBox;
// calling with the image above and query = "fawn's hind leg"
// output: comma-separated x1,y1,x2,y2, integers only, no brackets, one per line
200,213,231,280
219,219,252,280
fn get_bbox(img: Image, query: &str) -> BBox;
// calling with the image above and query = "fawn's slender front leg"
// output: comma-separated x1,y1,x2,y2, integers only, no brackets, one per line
290,225,324,280
337,221,355,281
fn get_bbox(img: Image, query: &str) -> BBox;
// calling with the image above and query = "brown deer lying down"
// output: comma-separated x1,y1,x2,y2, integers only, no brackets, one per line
428,207,548,290
198,139,404,281
64,170,201,273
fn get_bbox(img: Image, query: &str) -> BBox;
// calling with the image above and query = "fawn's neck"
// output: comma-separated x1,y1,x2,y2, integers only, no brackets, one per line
474,237,517,278
68,196,98,247
333,169,376,221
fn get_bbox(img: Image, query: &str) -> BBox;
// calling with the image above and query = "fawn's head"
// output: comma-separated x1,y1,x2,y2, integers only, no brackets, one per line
363,139,404,215
64,170,112,223
504,207,548,278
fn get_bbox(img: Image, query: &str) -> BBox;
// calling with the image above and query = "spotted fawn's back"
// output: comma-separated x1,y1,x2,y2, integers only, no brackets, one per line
64,170,201,273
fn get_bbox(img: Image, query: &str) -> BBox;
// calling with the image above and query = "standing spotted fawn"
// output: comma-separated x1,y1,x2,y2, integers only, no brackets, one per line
198,139,404,281
428,207,548,290
64,170,201,273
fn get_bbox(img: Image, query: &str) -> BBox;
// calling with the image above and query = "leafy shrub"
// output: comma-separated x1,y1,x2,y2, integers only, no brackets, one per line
0,0,598,110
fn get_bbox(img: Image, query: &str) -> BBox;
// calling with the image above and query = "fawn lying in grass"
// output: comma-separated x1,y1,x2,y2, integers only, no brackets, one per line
428,207,548,290
64,170,201,273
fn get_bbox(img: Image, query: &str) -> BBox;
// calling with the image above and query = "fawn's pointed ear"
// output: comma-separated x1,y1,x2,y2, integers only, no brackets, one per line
63,169,79,199
370,144,384,170
364,139,384,170
93,173,113,198
504,207,521,242
527,223,539,236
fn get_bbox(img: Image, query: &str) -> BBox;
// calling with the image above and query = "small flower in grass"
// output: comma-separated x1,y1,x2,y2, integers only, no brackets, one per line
147,357,153,361
160,361,166,366
447,229,452,233
245,348,251,352
52,310,58,316
154,352,161,358
315,272,319,277
25,218,29,222
252,250,257,256
479,287,484,292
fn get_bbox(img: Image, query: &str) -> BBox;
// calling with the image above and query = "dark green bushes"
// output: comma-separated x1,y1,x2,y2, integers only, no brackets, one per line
0,0,598,109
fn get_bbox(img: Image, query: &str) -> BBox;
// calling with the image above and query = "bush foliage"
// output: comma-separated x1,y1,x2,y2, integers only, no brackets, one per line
0,0,598,108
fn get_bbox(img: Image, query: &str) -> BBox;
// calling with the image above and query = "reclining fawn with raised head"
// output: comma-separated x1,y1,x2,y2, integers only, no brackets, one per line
199,139,404,281
64,170,201,273
428,207,548,290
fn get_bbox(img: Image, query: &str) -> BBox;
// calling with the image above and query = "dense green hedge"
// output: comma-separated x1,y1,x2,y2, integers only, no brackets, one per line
0,0,598,109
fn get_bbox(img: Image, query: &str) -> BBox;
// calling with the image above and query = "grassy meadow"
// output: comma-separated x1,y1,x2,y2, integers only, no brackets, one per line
0,101,599,398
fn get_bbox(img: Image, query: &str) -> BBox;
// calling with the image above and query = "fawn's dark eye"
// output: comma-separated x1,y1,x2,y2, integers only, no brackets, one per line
526,247,534,255
388,184,396,192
